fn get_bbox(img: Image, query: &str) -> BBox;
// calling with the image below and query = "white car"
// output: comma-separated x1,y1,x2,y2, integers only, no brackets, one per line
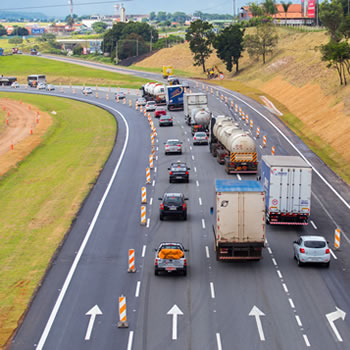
11,82,20,88
193,132,208,145
37,83,47,90
46,84,55,91
165,139,182,155
136,97,147,106
145,101,157,111
82,87,93,94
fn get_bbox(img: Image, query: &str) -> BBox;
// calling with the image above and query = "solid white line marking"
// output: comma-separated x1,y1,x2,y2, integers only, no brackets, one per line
127,331,134,350
216,333,222,350
303,334,311,347
152,180,155,187
202,219,206,229
272,258,277,266
277,270,283,279
196,180,199,187
135,281,141,297
146,218,150,228
142,245,146,257
199,197,202,205
192,155,195,160
289,298,295,309
210,282,215,298
295,315,302,327
329,249,337,260
149,197,153,205
282,283,289,293
36,104,130,350
194,167,197,172
267,247,272,254
310,220,317,230
237,174,242,181
205,246,210,258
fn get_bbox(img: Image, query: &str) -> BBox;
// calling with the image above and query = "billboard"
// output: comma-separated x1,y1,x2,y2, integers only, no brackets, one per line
307,0,316,18
31,28,45,35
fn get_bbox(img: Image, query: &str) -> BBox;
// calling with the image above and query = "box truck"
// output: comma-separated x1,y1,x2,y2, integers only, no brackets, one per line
166,85,184,110
212,180,265,261
261,155,312,225
183,93,208,125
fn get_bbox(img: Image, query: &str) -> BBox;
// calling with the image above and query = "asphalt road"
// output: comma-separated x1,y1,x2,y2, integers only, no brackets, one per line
2,65,350,350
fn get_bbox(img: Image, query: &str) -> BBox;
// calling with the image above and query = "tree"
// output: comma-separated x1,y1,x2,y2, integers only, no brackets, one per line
185,20,215,73
118,33,148,59
149,12,156,21
261,0,278,16
249,2,264,17
319,0,344,42
244,23,278,64
0,24,7,36
157,11,167,22
73,44,83,55
320,40,350,85
92,21,108,34
213,25,245,73
10,26,29,36
281,1,292,18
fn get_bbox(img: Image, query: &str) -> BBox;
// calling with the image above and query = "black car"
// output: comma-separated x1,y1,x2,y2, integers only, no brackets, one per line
159,193,188,220
168,162,190,183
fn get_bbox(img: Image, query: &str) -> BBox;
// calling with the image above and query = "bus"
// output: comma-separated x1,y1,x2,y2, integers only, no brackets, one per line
27,74,46,87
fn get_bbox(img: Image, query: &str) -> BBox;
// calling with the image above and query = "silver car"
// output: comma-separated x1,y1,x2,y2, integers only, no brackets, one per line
136,97,147,106
145,101,156,111
193,131,208,145
293,235,330,267
46,84,55,91
165,139,182,155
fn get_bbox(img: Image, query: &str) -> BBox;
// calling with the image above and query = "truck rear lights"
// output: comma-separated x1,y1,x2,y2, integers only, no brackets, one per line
300,248,305,253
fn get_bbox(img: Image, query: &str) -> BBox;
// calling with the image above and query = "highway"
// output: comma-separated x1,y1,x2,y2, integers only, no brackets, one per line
2,63,350,350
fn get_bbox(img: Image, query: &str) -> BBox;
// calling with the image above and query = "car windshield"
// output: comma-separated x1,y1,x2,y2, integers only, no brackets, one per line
164,196,183,205
147,101,155,105
195,132,206,137
304,240,326,248
161,116,171,120
167,140,180,145
172,167,187,171
156,107,165,111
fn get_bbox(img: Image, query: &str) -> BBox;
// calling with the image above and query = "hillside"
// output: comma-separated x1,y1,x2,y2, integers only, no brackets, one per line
135,27,350,183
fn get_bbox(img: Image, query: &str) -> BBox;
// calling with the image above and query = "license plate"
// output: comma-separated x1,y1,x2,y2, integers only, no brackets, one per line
176,176,183,179
169,207,177,210
166,267,176,271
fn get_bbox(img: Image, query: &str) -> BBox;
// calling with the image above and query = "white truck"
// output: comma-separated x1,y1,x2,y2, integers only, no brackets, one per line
183,93,208,125
212,179,265,261
261,155,312,225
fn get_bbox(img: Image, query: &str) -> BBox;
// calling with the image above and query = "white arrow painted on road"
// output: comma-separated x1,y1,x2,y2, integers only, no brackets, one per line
326,307,346,342
167,304,183,340
249,305,265,341
85,305,103,340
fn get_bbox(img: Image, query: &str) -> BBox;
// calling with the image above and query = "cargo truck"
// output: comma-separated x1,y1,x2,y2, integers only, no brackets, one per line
209,115,258,174
166,85,184,110
212,180,265,261
162,65,173,79
184,93,208,125
0,75,17,86
261,155,312,225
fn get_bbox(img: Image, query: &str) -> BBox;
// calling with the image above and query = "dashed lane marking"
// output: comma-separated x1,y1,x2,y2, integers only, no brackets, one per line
282,283,289,293
192,155,195,160
237,174,242,181
330,249,338,260
303,334,311,347
149,197,153,205
194,167,197,172
190,146,193,150
295,315,302,327
135,281,141,297
127,331,134,350
154,167,157,173
267,247,272,254
142,245,146,258
210,282,215,298
152,180,155,187
216,333,222,350
196,180,199,187
205,246,210,258
272,258,277,266
310,220,317,230
202,219,206,229
289,298,295,309
199,197,202,205
259,145,263,149
146,218,150,228
277,270,283,279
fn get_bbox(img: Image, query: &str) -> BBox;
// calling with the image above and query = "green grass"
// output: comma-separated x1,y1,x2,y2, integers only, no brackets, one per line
0,55,151,88
0,93,116,347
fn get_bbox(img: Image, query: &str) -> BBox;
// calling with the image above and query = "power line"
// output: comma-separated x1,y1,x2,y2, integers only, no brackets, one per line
0,1,132,12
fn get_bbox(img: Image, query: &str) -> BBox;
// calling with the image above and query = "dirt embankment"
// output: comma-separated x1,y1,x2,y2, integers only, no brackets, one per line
135,28,350,177
0,99,53,177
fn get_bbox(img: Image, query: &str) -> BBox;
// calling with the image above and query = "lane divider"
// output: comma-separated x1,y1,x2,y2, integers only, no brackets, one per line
146,167,151,184
118,295,128,328
140,205,146,225
334,228,341,249
141,187,147,203
128,249,136,273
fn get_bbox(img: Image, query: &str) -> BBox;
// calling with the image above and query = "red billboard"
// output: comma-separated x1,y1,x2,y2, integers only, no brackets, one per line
307,0,315,18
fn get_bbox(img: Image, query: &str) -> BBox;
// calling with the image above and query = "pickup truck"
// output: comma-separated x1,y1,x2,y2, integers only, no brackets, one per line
154,242,188,276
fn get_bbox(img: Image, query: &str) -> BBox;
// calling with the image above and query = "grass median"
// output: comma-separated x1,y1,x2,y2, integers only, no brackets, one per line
0,93,116,348
0,55,150,88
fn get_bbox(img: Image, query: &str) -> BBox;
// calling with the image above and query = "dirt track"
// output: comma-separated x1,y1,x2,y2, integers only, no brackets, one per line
0,99,52,177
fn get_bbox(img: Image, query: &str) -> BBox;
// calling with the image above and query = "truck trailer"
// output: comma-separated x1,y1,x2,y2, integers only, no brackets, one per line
209,115,258,174
166,85,184,110
213,179,266,261
261,155,312,225
183,93,208,125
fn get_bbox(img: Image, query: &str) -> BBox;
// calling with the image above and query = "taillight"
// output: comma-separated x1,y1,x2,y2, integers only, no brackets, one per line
205,136,208,139
300,248,305,253
160,203,164,210
182,203,186,209
177,144,181,147
194,137,196,140
169,171,173,175
325,248,330,254
155,258,159,267
183,259,187,266
185,171,189,175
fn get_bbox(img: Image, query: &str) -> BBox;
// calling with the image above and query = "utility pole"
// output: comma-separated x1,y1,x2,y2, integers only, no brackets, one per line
150,26,152,52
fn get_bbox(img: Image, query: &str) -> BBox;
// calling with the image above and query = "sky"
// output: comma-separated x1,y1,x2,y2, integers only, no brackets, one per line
0,0,240,18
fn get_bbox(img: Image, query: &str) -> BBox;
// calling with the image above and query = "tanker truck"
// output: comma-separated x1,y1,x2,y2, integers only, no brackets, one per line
209,115,258,174
142,82,166,104
184,92,208,125
191,108,211,135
